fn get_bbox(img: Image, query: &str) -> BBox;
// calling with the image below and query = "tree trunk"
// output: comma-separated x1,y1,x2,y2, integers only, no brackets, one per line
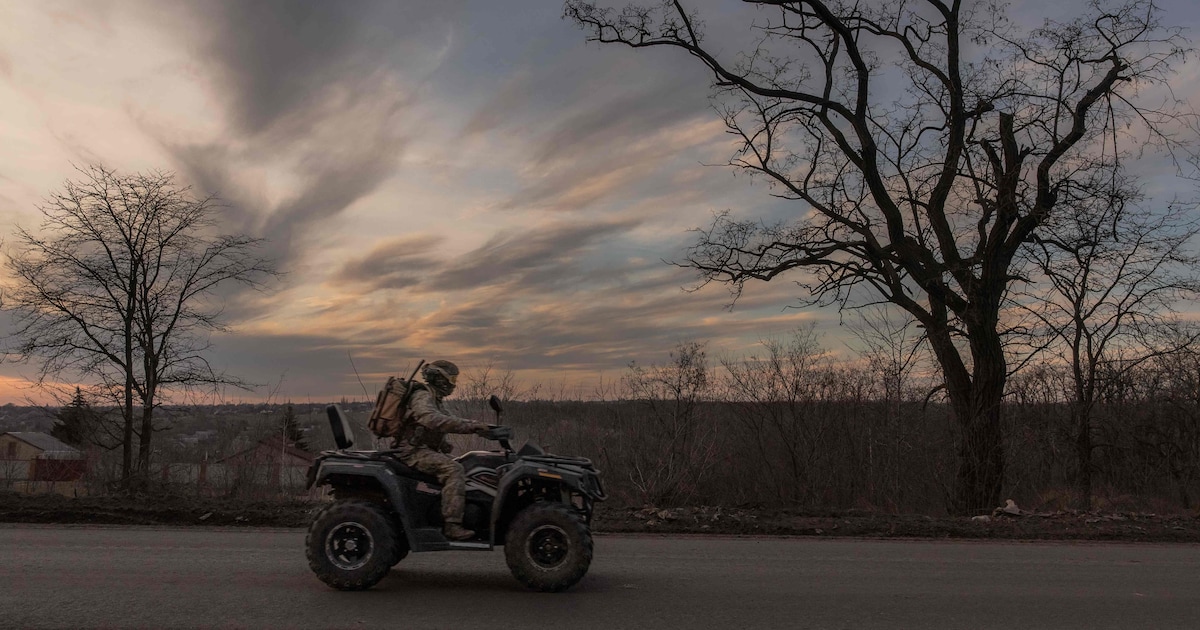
952,405,1005,515
121,264,138,490
930,309,1008,516
121,402,133,489
1074,403,1094,510
137,404,155,480
121,341,134,489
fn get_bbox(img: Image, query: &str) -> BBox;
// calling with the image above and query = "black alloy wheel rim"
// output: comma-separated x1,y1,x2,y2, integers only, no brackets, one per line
526,524,570,570
325,522,375,571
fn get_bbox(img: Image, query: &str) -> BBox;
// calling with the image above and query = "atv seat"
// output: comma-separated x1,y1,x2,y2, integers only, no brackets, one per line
380,455,442,486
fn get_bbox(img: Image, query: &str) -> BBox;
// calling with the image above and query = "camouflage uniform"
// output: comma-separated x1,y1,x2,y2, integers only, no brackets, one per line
394,380,489,532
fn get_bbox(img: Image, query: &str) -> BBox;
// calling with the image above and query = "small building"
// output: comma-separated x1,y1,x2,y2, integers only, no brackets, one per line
211,434,315,497
0,432,87,495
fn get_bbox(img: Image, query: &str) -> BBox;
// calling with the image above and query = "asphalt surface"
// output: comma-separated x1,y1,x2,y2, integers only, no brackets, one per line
1,525,1198,629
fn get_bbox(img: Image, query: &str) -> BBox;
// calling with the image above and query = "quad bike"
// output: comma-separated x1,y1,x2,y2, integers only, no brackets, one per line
304,396,605,592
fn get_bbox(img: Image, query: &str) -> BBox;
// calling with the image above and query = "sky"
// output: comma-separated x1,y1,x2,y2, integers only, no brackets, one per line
1,0,1199,404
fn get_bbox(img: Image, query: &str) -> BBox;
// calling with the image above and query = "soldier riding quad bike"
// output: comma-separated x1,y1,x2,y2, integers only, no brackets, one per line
304,396,605,592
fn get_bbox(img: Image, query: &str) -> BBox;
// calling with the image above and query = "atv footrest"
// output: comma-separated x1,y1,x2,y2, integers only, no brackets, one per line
447,541,491,551
407,527,492,552
409,527,450,551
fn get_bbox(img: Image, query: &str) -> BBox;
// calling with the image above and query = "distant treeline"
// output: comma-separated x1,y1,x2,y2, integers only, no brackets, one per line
471,338,1200,515
487,397,1199,514
10,335,1200,515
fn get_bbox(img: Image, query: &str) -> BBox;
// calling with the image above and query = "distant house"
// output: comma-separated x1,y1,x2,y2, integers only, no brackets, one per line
211,434,315,496
176,429,218,447
0,432,87,495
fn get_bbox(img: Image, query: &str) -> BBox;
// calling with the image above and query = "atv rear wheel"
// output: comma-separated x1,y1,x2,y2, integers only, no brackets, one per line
504,502,593,592
306,499,397,590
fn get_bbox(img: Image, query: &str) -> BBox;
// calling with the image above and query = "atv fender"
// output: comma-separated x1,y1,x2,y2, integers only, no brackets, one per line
311,458,421,552
490,461,589,544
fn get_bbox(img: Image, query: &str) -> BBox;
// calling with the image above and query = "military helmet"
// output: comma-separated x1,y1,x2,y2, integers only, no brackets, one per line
422,360,459,397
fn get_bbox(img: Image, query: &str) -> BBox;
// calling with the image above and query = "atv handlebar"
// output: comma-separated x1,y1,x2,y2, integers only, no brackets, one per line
481,425,513,452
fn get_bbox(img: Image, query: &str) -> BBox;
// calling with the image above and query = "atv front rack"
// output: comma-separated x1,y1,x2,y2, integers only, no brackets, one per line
522,454,597,470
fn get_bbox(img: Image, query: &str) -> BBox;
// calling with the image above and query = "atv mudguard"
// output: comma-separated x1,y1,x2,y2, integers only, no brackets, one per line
309,455,476,552
490,458,604,543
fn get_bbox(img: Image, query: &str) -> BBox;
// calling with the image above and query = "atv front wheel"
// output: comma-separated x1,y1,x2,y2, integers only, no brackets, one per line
504,502,593,592
306,499,398,590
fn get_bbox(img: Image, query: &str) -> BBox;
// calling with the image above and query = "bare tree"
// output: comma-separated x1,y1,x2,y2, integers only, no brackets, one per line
1022,195,1200,507
1143,345,1200,508
721,326,832,502
844,305,928,408
622,341,719,504
3,165,277,488
566,0,1194,512
461,360,535,407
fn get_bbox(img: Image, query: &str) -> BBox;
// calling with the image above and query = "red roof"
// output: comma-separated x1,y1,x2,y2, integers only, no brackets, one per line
2,432,84,460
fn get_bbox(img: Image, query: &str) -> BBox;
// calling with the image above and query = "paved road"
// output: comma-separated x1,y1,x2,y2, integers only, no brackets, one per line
1,525,1198,629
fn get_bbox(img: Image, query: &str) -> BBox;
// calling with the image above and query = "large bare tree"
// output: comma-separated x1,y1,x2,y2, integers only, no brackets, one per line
4,165,277,487
566,0,1194,512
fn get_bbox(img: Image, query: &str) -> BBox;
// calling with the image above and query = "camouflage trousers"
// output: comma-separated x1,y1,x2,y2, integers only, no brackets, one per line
397,445,466,525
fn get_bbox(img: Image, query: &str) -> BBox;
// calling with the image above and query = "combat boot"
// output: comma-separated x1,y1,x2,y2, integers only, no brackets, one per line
443,522,475,541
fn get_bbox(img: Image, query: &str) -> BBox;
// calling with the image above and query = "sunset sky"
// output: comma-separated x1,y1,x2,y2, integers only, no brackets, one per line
2,0,1199,404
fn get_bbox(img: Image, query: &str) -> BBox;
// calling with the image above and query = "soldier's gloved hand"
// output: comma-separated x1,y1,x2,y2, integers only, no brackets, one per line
473,424,493,436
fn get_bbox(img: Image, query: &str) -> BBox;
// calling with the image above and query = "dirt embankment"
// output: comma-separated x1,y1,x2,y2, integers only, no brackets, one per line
0,493,316,528
2,493,1198,542
595,505,1200,542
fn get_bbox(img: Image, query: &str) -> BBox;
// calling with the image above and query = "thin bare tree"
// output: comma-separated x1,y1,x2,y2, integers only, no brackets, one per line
1021,193,1200,507
721,325,832,502
3,165,277,488
566,0,1194,512
622,341,719,504
844,305,928,408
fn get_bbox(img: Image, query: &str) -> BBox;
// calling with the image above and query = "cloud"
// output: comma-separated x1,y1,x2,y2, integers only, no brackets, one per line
462,48,724,214
184,1,459,138
529,80,711,168
207,289,823,400
270,216,757,376
427,218,642,292
409,266,822,374
500,116,732,215
139,1,756,348
144,1,464,270
319,212,824,377
204,330,423,401
0,0,861,403
286,206,830,383
331,234,446,291
311,217,654,342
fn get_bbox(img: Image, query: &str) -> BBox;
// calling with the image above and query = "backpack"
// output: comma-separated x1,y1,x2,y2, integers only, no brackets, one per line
368,376,426,438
